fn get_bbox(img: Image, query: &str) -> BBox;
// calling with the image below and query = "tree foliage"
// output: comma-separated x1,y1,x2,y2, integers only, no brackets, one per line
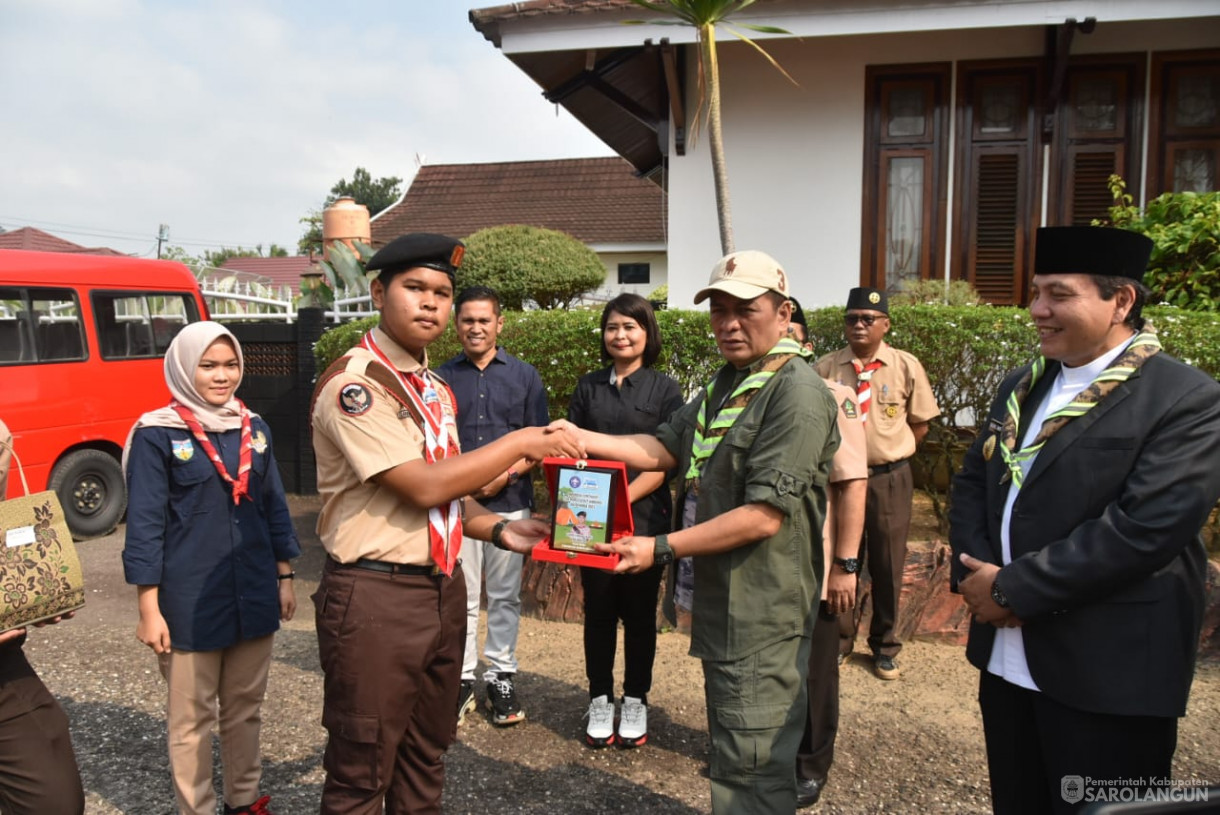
1100,175,1220,311
298,167,404,255
458,225,607,310
329,167,403,217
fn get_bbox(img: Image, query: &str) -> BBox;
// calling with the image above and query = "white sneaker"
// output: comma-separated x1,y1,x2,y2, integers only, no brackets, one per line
618,696,648,748
584,695,615,748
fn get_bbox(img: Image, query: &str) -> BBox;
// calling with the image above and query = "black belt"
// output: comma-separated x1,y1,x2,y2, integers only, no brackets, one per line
868,458,909,477
340,558,447,577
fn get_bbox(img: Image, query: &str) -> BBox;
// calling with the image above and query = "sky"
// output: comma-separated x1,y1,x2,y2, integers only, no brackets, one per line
0,0,613,258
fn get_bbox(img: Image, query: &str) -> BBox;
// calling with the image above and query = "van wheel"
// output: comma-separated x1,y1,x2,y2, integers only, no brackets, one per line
48,450,126,540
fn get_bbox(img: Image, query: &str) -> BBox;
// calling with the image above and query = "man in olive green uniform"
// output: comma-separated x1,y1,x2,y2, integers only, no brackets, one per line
570,251,840,815
815,287,939,679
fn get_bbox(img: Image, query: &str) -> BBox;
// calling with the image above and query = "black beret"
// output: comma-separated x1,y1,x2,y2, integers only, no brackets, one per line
1034,226,1153,281
846,287,888,314
367,233,465,280
788,296,809,332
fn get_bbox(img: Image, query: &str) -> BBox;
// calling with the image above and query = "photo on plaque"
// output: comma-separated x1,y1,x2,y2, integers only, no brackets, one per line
551,465,617,554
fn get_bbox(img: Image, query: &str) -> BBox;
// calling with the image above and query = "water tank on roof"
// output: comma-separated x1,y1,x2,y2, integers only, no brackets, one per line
322,196,370,260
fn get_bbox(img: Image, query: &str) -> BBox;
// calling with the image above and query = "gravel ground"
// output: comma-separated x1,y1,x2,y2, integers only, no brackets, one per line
25,495,1220,814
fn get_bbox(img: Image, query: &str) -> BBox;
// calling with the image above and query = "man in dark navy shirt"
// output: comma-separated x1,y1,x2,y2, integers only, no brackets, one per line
437,286,549,726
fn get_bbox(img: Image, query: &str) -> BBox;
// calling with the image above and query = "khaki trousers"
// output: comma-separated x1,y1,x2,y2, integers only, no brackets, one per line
158,634,274,815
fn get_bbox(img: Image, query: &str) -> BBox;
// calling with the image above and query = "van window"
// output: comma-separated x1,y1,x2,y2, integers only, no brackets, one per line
0,286,85,363
92,291,200,359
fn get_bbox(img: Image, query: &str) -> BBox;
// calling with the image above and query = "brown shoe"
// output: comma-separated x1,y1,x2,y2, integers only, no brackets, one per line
873,654,900,680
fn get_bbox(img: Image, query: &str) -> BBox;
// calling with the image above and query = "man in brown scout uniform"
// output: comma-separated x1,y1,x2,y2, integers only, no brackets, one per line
309,233,581,815
788,302,867,808
815,287,939,680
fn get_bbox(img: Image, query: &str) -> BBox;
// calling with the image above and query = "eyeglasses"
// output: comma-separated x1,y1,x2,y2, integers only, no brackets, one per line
844,314,881,326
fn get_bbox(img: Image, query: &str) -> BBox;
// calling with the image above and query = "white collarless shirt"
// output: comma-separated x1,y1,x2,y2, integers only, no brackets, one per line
987,335,1135,690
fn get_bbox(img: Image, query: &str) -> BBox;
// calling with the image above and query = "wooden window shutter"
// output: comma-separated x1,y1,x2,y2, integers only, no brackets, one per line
1065,145,1123,226
968,149,1025,304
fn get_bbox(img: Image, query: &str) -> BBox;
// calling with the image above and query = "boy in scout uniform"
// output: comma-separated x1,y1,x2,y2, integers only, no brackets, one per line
788,302,868,808
310,233,581,815
815,287,939,680
565,251,840,814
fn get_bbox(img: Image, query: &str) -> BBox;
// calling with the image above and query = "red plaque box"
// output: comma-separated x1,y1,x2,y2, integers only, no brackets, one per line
530,457,631,571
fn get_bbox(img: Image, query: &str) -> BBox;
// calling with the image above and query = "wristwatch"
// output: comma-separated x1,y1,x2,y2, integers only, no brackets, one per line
491,520,510,551
652,534,675,567
507,469,520,486
991,580,1010,609
833,557,861,574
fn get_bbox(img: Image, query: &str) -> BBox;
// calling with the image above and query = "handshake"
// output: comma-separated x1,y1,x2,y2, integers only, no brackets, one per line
519,419,588,464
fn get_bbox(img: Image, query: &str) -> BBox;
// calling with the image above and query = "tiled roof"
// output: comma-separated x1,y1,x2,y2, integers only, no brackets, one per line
470,1,638,44
0,226,125,255
218,255,321,293
371,157,665,247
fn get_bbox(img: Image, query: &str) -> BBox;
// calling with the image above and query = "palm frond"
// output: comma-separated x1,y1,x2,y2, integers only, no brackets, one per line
723,25,799,86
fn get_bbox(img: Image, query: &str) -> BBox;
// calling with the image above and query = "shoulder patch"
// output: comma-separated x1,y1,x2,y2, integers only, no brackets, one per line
338,383,373,416
841,397,858,419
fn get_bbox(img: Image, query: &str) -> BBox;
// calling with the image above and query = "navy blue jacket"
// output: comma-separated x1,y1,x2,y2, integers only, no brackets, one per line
123,418,300,651
437,347,549,512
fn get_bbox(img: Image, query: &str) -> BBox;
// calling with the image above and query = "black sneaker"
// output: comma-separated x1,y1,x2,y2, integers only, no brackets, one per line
873,654,900,680
485,673,525,726
457,680,476,725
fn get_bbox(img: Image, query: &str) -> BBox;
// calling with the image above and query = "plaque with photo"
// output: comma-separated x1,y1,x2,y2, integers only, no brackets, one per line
550,464,617,553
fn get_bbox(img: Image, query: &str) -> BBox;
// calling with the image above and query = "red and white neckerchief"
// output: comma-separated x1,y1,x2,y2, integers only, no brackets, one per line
852,359,884,422
170,401,252,505
360,331,462,575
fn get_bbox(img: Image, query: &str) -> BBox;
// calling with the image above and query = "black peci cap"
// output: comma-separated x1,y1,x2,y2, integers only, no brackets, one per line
367,233,465,281
1034,226,1153,281
788,296,809,333
846,287,888,314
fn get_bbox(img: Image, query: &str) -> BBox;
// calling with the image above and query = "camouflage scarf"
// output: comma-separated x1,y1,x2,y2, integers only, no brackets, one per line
685,337,804,485
999,324,1161,488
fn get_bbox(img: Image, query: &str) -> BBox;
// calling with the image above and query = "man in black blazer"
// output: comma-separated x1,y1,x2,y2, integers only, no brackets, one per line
949,226,1220,814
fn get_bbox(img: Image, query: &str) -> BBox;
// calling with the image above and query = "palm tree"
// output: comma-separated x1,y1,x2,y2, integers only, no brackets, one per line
627,0,792,255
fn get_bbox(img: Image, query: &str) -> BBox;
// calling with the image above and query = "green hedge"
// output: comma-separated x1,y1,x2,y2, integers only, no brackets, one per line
315,304,1220,545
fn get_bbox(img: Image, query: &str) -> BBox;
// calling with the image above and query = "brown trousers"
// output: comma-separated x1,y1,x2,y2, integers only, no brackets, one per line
0,642,84,815
840,464,913,658
314,560,466,815
158,634,275,814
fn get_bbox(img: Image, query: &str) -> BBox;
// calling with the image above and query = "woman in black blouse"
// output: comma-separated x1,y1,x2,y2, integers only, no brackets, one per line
568,293,684,748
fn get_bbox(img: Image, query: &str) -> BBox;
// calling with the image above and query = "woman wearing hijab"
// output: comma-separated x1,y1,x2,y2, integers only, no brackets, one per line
567,293,684,748
122,321,299,815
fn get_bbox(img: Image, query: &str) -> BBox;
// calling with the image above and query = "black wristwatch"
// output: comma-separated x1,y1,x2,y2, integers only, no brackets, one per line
652,534,675,567
507,469,520,486
991,580,1010,609
491,520,510,551
833,557,861,574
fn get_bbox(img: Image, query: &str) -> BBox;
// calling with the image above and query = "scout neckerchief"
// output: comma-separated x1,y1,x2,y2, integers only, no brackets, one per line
852,359,884,422
998,324,1161,488
170,401,252,505
685,337,803,485
360,331,462,575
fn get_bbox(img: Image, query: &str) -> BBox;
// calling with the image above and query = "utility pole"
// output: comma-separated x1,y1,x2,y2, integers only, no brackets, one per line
157,224,169,258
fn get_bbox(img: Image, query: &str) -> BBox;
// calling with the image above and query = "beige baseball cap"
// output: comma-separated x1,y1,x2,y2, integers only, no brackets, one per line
693,250,790,304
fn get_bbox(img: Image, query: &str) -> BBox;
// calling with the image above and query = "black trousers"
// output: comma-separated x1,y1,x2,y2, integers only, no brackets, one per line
0,643,84,815
978,670,1178,815
840,464,913,658
580,563,664,701
796,602,839,784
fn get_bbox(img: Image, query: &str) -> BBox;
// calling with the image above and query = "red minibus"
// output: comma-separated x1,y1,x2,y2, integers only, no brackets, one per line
0,249,209,537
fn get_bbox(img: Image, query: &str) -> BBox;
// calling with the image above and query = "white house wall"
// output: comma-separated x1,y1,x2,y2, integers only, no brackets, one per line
587,249,669,302
665,16,1220,309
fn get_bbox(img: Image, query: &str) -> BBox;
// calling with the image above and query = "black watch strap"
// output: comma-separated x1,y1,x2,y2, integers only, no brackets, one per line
652,534,675,567
491,520,510,551
991,580,1010,609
